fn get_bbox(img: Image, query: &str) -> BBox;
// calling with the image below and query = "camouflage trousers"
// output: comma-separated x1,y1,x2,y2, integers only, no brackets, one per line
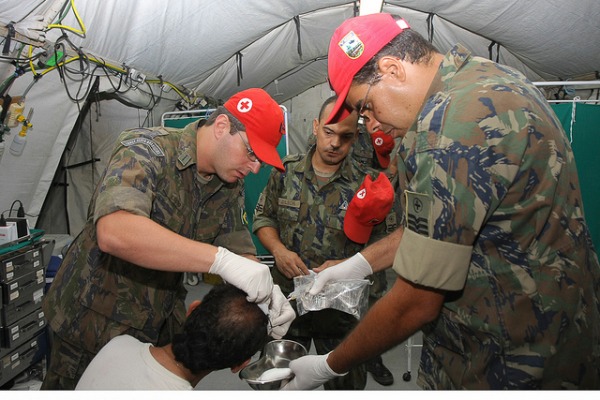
41,332,96,390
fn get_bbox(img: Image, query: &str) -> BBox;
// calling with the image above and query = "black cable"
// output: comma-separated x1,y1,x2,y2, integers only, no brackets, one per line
9,200,24,217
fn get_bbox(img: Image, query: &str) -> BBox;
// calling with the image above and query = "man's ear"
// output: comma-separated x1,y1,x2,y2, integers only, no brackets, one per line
187,300,201,317
378,56,406,82
312,117,319,137
213,114,231,139
230,358,251,373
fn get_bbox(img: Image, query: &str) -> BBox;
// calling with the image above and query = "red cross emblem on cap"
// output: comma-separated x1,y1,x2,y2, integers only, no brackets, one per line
237,98,253,112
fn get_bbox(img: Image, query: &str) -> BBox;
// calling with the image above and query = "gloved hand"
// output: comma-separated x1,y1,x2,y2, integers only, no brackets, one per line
281,353,346,390
309,252,372,295
264,285,295,339
14,15,47,42
209,246,273,303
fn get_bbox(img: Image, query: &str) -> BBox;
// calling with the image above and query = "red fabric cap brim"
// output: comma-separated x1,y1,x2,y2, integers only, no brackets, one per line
343,210,374,244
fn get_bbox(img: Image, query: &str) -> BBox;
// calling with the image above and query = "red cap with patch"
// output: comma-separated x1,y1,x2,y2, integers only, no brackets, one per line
344,172,394,244
224,88,286,171
371,130,395,168
326,13,410,124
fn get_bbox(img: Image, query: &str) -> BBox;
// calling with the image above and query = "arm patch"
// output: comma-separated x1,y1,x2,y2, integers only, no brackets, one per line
121,137,165,157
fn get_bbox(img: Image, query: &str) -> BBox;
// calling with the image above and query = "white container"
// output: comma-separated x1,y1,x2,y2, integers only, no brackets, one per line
6,101,25,128
9,133,27,156
0,223,18,245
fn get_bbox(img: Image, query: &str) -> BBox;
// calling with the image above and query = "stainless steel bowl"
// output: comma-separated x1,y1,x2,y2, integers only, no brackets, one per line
239,339,308,390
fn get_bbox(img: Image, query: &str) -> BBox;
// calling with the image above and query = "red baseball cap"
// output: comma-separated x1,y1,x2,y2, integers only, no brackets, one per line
326,13,410,124
371,130,395,168
344,172,394,244
224,88,286,171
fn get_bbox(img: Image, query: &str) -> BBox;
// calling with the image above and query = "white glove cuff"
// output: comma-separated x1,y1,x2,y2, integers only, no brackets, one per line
324,352,347,377
208,246,227,274
354,252,373,277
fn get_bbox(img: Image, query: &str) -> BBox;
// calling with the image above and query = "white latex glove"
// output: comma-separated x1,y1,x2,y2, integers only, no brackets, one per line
265,285,295,339
14,15,46,42
281,353,346,390
309,252,372,295
209,247,273,303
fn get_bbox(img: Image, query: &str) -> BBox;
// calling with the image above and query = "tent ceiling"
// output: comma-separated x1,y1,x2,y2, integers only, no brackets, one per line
4,0,599,106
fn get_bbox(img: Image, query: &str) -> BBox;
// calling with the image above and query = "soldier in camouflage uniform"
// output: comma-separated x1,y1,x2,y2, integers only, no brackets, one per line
283,13,600,390
41,88,295,390
252,96,399,390
306,113,398,385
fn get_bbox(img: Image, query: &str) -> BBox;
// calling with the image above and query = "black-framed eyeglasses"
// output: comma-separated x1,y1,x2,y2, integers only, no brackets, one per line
358,76,378,117
358,84,373,117
236,131,261,164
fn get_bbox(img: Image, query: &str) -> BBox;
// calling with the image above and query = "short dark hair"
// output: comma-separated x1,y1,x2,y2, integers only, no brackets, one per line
205,106,246,133
172,284,269,373
318,95,338,122
354,15,439,85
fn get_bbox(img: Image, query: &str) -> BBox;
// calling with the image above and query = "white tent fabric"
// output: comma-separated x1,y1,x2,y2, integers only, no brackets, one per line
0,0,599,235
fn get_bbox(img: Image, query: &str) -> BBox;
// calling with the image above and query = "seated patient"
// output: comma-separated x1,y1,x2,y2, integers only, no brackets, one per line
76,284,269,390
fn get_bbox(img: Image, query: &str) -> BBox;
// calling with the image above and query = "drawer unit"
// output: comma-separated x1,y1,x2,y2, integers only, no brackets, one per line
1,268,45,307
0,245,43,282
1,309,46,349
0,240,50,387
1,294,44,327
0,332,45,386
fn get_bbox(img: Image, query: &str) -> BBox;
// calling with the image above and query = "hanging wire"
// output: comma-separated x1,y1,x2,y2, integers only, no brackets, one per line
46,0,87,38
569,97,579,143
488,41,500,63
236,51,243,86
426,13,435,43
294,16,303,59
2,0,196,110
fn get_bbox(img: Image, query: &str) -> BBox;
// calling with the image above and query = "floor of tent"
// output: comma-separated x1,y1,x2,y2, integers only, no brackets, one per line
8,268,422,391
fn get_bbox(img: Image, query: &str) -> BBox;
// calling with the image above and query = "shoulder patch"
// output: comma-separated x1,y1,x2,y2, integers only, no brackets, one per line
404,191,431,237
121,137,165,157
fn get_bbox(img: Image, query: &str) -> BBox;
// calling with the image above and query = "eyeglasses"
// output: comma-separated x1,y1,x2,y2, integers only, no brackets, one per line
235,131,260,164
358,76,377,117
358,74,381,117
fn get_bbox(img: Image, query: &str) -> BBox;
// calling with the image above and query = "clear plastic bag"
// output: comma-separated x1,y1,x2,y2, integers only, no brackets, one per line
290,274,371,320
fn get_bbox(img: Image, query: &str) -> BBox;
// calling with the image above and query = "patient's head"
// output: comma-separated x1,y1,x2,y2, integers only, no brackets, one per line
172,284,269,373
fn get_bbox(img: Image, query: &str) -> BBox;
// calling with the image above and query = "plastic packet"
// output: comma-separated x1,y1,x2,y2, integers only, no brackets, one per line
290,274,371,320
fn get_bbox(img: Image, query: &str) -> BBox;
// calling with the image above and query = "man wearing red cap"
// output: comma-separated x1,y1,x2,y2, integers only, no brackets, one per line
283,13,600,390
306,114,400,386
252,95,398,390
41,88,295,389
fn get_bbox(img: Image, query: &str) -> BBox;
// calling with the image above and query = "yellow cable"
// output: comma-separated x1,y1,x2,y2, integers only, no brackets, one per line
47,0,86,37
28,45,38,76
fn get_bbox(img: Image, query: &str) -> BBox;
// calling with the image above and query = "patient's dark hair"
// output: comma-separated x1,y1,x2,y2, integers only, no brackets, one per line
172,284,269,373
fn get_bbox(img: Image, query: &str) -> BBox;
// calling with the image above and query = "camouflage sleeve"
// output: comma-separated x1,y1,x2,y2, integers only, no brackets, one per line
394,79,533,289
93,129,163,224
212,181,256,255
252,167,283,233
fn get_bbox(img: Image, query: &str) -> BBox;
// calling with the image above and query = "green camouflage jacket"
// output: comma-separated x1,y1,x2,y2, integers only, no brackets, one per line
253,145,399,295
43,122,255,353
394,44,600,389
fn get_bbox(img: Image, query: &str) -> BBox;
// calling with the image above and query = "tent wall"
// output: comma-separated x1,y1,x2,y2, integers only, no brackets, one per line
550,103,600,251
281,82,335,154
